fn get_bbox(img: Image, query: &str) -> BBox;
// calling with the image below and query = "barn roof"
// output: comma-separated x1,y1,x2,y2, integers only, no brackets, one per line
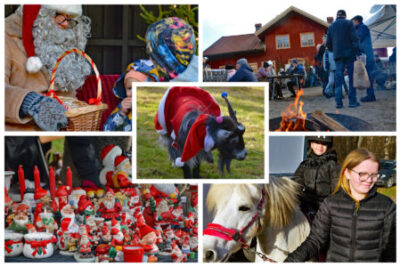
255,6,330,37
204,34,265,58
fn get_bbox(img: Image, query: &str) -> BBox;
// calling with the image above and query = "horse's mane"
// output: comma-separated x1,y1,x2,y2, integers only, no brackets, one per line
264,176,301,229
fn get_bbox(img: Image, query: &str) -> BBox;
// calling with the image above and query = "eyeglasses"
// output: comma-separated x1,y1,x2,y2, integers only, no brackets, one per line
350,169,378,182
55,13,78,27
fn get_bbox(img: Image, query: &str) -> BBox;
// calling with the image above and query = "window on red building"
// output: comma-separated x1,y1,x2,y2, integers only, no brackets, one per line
276,35,290,49
300,32,315,47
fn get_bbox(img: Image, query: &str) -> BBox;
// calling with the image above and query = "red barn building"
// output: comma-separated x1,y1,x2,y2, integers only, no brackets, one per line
204,6,330,72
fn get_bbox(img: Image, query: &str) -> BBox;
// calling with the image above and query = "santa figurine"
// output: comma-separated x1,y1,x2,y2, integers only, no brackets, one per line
99,225,112,245
99,145,122,186
164,227,179,244
172,206,184,223
77,233,93,260
111,228,124,248
55,185,69,212
185,211,196,232
59,204,79,236
170,242,187,262
189,235,198,252
78,195,95,222
181,235,191,255
57,219,71,252
127,189,142,215
114,155,132,177
86,216,98,236
98,188,122,220
139,224,159,254
7,203,31,233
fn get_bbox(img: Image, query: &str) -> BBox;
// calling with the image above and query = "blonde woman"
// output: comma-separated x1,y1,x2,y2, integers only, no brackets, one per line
285,148,396,262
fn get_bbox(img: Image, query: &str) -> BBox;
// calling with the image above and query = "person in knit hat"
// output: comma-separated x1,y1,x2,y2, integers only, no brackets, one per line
229,58,258,82
5,5,92,131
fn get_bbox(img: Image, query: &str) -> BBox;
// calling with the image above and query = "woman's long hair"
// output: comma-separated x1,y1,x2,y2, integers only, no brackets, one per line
333,148,379,208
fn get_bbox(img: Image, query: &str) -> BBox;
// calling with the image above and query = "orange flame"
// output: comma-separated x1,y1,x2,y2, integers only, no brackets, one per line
275,89,308,131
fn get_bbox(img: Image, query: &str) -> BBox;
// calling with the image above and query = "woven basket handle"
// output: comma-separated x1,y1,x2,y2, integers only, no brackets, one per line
46,49,102,109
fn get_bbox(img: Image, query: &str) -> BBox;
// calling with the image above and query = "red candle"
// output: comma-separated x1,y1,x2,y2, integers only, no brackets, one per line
33,165,41,191
66,167,72,193
18,165,26,201
49,167,56,200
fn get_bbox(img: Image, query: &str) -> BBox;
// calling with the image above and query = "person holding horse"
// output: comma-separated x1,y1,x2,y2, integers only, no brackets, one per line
285,148,396,262
292,136,340,221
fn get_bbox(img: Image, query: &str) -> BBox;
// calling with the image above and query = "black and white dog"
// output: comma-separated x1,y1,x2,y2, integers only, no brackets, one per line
155,86,247,178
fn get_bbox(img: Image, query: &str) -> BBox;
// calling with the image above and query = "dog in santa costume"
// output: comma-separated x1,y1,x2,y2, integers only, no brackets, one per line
155,86,247,178
5,5,92,131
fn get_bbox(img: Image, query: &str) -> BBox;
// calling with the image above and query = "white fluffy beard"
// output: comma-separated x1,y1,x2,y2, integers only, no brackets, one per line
61,209,75,220
32,7,92,92
103,198,115,209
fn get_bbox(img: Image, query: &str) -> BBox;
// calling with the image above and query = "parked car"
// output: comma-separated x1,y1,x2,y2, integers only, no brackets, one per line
376,159,396,188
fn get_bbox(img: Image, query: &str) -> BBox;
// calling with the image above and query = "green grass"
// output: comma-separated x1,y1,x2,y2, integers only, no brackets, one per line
137,86,265,179
377,186,396,203
49,138,65,162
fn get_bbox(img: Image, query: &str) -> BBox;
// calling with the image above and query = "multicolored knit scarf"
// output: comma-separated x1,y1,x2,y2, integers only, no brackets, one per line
145,17,196,81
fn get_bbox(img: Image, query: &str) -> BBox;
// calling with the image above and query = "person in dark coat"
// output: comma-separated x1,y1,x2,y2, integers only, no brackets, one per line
285,148,396,262
352,15,377,102
228,58,258,82
285,59,304,97
292,136,340,219
326,10,361,109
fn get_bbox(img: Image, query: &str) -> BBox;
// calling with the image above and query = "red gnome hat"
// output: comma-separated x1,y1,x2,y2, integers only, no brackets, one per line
22,5,43,73
139,224,155,239
100,145,122,166
56,185,69,197
34,186,48,200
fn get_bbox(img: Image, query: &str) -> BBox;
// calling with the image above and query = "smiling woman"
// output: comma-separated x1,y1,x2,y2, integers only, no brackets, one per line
285,148,396,262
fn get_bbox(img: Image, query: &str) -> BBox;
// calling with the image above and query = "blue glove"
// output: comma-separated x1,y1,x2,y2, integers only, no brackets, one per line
20,92,68,131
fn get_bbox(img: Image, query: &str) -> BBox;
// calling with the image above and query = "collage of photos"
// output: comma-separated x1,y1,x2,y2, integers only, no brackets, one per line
2,0,398,265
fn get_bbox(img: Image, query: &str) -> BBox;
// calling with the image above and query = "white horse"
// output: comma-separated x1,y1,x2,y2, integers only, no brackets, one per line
203,177,310,262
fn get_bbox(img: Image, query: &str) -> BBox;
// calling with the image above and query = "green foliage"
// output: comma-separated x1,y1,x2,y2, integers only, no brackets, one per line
137,87,265,179
49,138,65,163
377,186,396,203
136,5,198,50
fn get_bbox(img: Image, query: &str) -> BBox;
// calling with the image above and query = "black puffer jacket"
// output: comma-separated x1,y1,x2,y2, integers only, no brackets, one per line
292,150,340,213
285,187,396,262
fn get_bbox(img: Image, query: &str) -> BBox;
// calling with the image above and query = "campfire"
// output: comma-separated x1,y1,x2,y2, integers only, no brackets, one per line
270,89,373,132
275,89,309,131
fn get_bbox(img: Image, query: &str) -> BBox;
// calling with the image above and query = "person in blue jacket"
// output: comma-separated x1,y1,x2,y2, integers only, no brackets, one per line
286,59,304,97
228,58,258,82
326,10,361,109
352,15,377,102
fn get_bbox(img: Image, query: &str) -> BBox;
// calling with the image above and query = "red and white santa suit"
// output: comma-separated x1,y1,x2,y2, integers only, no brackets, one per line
55,186,69,212
154,86,222,166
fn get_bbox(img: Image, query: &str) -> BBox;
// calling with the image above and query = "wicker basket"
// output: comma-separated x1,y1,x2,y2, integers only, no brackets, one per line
47,49,108,131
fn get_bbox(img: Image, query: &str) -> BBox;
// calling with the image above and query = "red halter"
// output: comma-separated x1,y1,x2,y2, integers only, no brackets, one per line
204,188,266,244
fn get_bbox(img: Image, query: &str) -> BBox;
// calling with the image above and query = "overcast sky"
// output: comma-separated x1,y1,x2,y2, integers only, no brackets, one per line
202,0,392,50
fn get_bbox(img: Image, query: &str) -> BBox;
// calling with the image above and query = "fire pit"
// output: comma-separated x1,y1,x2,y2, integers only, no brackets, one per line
270,89,373,131
270,113,373,131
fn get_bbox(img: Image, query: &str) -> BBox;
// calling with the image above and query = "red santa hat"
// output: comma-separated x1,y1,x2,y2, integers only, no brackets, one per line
105,187,115,196
34,186,49,200
17,203,30,213
56,185,69,197
139,224,155,238
100,145,122,166
22,5,82,73
151,184,179,199
78,195,93,213
114,155,129,169
111,227,120,236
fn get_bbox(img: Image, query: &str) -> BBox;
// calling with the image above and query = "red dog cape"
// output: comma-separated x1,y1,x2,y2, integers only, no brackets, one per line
155,86,221,165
